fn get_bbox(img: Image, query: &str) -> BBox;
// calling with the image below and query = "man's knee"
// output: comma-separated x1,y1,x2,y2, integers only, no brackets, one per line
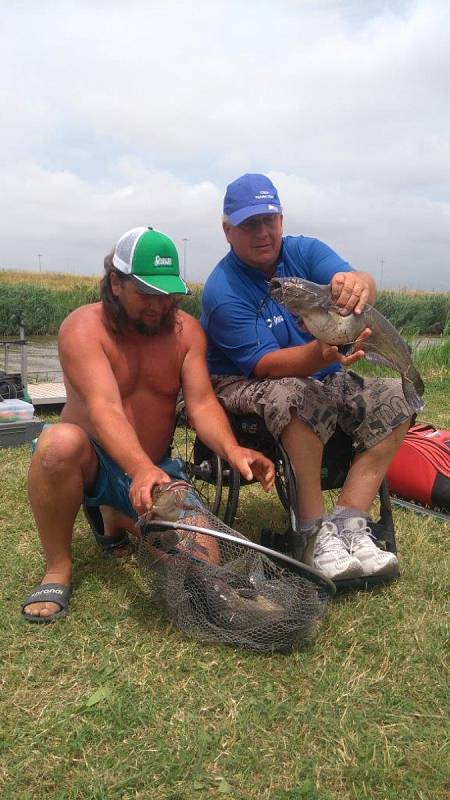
32,424,94,475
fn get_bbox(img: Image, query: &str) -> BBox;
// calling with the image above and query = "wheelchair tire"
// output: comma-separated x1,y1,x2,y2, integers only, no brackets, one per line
274,456,290,512
273,445,301,535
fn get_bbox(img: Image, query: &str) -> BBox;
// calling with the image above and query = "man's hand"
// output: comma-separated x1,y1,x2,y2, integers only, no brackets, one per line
128,464,173,515
226,446,275,492
331,272,375,315
319,328,371,367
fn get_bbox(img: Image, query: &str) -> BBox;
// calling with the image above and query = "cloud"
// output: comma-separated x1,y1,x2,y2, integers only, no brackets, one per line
0,0,449,289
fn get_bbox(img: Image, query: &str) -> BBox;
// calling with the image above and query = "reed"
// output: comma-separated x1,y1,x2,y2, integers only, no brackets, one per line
376,289,449,335
0,271,448,337
355,338,450,382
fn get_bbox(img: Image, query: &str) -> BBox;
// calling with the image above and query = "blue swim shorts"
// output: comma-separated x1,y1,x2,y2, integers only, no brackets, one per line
33,426,193,521
85,440,190,521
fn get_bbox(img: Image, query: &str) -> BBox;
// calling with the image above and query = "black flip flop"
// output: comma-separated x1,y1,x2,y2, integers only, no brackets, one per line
83,504,132,555
21,583,71,624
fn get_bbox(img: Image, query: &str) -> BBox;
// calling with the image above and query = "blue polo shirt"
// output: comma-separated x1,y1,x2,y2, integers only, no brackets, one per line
200,235,353,379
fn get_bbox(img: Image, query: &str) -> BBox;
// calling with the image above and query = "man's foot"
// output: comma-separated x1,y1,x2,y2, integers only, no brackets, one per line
305,521,363,580
21,582,71,623
83,504,133,557
337,517,399,578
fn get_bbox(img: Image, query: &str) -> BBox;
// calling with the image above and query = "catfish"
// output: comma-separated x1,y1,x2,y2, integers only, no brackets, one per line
270,276,424,411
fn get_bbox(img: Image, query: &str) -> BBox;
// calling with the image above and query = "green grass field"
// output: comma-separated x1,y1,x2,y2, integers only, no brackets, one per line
0,370,449,800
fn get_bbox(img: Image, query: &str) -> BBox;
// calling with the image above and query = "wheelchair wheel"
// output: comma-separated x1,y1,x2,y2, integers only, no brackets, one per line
275,455,290,512
273,444,301,535
171,403,241,525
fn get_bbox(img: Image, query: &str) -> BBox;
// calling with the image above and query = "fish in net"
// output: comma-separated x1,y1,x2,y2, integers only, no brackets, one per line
136,481,335,653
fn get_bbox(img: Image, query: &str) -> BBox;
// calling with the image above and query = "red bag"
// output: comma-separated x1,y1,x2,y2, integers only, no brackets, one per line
386,423,450,512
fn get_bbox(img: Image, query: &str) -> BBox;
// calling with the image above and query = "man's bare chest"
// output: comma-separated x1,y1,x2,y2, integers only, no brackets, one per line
106,336,184,400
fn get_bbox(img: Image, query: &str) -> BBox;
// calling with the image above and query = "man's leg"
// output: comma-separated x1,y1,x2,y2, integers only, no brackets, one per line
337,419,410,511
328,372,414,577
327,420,410,577
212,374,363,579
280,414,364,578
24,423,98,619
280,414,324,520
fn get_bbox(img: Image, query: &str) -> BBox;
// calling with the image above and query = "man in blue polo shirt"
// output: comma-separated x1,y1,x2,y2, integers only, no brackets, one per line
201,173,416,581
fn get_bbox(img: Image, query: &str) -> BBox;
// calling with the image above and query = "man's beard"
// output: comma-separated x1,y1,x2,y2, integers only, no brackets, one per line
131,304,177,337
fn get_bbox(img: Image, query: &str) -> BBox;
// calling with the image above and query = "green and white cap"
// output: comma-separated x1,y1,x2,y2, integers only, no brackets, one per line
112,227,190,295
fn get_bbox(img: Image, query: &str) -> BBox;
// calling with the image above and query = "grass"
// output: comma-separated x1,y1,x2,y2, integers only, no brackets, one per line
0,269,100,291
0,384,449,798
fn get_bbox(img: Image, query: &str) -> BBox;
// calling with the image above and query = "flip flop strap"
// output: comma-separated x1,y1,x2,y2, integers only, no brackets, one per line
22,583,70,609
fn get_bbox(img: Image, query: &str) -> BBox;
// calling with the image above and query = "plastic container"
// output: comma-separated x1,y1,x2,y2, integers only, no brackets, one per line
0,398,35,423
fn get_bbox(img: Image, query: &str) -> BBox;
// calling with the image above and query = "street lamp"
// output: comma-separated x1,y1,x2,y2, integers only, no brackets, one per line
379,258,385,289
182,238,188,281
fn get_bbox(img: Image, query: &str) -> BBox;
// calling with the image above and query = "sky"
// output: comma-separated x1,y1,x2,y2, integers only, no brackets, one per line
1,0,449,290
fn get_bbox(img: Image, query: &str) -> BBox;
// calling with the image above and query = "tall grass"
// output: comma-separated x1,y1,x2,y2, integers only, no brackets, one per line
353,338,450,382
0,271,448,337
376,289,450,335
0,283,100,336
0,269,99,290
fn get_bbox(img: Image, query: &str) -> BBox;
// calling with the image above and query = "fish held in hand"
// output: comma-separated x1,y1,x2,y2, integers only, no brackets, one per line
138,479,195,527
270,276,424,412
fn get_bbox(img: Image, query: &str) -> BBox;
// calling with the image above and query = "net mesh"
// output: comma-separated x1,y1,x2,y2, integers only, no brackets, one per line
114,228,146,272
137,500,331,653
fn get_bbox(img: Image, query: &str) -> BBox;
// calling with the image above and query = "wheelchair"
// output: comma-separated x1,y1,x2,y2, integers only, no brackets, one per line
171,400,398,591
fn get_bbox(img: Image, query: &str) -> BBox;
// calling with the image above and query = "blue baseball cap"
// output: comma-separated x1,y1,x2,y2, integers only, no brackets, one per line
223,173,282,226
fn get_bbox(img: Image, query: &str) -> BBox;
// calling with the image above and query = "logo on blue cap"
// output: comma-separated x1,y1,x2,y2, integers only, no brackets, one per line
223,173,282,226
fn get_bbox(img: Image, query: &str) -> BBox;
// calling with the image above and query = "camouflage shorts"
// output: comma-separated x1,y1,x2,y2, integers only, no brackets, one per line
211,371,415,452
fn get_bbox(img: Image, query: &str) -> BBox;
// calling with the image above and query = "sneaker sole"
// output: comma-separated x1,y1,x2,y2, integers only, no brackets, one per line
315,559,364,581
359,561,400,579
334,570,400,591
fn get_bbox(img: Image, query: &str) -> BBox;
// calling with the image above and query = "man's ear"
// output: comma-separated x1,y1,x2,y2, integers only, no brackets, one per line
110,270,121,297
222,221,232,244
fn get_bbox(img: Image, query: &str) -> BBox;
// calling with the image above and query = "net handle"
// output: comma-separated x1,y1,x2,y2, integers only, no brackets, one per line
142,519,336,597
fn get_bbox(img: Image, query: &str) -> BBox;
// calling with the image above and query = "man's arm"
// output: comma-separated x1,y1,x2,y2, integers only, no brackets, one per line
180,317,274,491
59,309,171,511
253,330,371,379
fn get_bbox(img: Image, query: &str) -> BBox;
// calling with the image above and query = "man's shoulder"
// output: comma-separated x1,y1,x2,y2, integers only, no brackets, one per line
59,303,104,342
282,235,346,277
176,308,202,332
203,254,230,292
60,301,102,326
283,234,320,256
203,252,254,309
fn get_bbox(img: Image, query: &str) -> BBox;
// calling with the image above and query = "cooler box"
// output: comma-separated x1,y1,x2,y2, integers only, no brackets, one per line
0,398,35,422
0,399,44,448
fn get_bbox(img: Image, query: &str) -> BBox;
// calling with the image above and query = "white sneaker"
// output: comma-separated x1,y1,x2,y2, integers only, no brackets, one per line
305,521,363,580
339,517,399,578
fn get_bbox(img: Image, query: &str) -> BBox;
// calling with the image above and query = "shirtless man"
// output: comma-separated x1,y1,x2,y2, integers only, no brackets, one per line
22,227,274,623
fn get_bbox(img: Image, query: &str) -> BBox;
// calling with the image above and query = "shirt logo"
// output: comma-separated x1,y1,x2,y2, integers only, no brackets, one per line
266,314,284,329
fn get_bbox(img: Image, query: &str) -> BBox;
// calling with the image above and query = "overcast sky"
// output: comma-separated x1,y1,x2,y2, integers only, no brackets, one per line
1,0,449,290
